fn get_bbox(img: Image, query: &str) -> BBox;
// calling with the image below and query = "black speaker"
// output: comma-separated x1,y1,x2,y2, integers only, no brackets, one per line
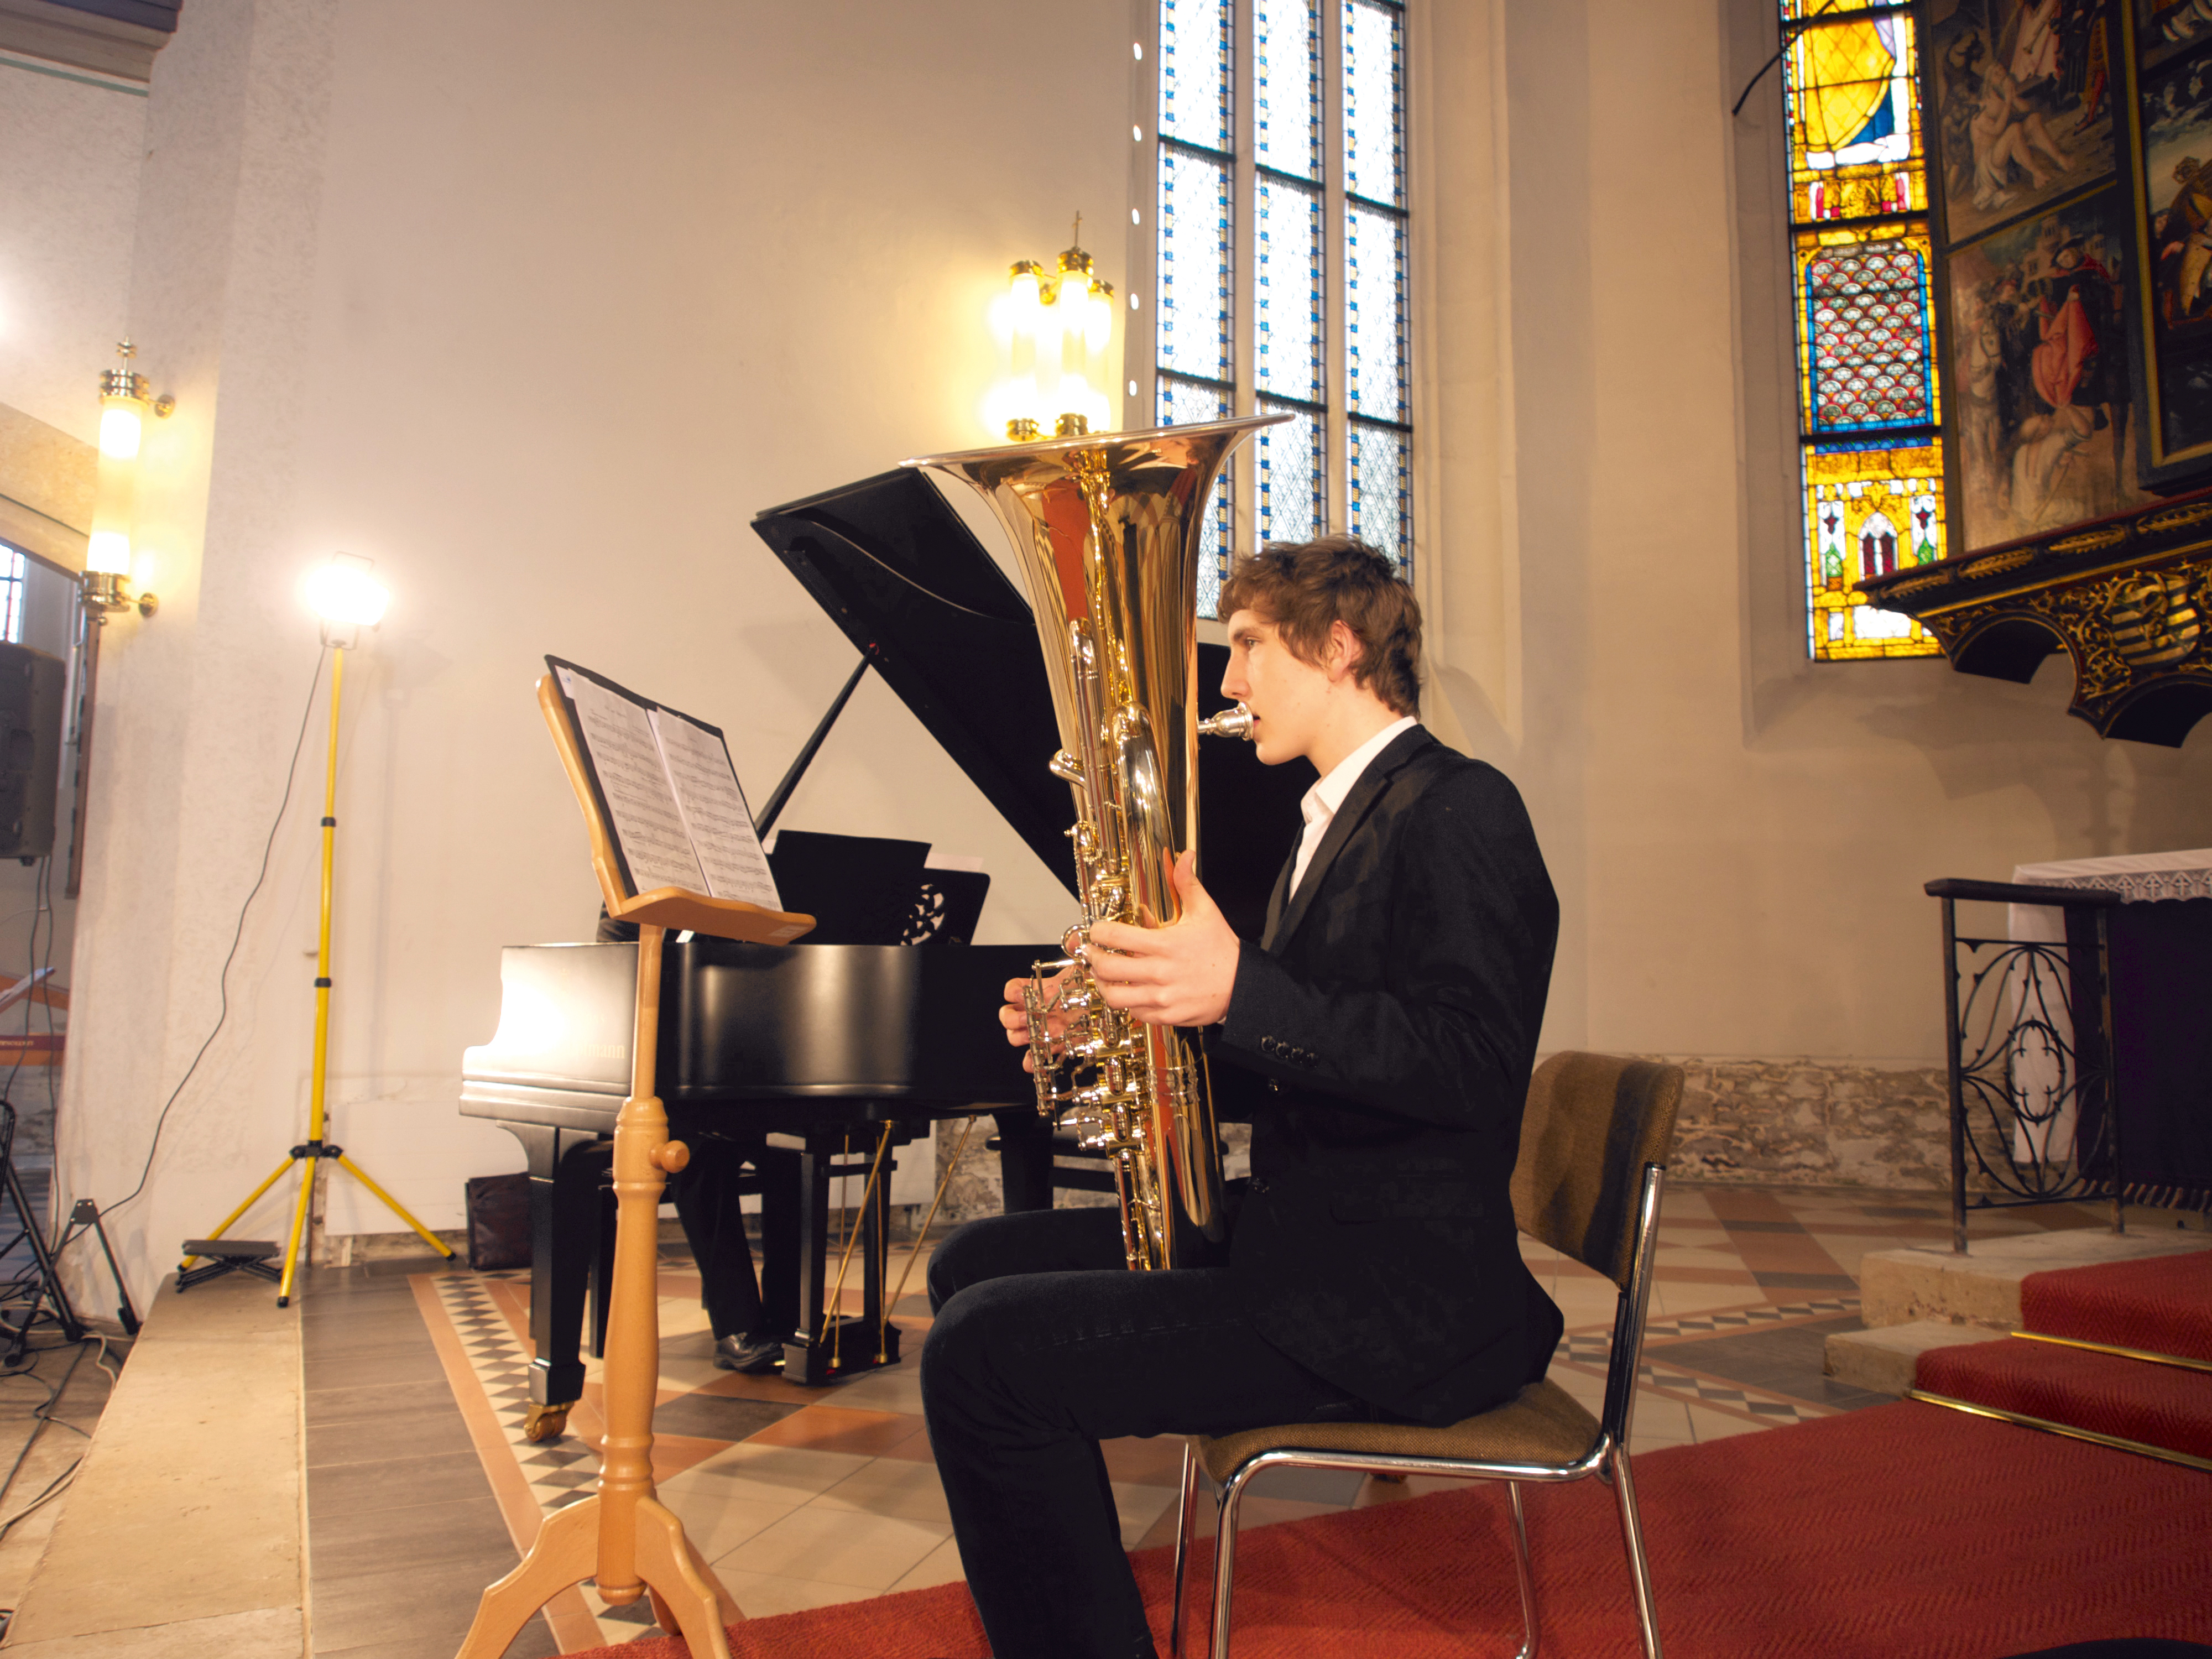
0,642,65,860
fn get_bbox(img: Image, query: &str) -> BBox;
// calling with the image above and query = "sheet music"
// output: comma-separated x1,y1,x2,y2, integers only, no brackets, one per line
556,667,706,895
648,708,782,909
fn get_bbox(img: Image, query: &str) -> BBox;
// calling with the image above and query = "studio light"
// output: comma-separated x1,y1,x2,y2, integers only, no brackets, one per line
187,551,455,1302
303,552,392,637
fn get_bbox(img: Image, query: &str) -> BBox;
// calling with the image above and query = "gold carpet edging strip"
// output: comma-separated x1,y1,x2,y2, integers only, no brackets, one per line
1904,1389,2212,1474
2009,1329,2212,1375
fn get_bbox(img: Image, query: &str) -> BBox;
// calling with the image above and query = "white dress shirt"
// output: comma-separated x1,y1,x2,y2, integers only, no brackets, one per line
1287,715,1420,899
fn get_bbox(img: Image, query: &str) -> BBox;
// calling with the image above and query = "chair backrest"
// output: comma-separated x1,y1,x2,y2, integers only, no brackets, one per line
1510,1052,1684,1290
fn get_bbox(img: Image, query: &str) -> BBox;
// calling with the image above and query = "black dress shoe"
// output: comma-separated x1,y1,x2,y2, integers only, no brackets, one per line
713,1332,785,1374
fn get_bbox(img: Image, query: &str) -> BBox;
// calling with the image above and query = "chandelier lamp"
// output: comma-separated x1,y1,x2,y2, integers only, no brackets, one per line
995,216,1115,442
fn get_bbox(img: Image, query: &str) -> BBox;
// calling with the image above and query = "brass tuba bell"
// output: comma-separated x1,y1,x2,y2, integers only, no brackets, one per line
908,414,1281,1270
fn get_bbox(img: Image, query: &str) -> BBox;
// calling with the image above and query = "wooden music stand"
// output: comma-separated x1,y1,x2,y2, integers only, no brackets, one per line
455,676,814,1659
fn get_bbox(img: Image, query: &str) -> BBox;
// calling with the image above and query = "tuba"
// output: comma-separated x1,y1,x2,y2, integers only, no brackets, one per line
909,415,1280,1271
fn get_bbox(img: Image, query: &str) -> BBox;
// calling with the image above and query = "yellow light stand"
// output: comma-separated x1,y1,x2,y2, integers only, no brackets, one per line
186,563,452,1302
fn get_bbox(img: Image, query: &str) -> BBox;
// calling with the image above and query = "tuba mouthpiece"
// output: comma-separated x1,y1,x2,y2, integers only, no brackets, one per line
1197,703,1254,740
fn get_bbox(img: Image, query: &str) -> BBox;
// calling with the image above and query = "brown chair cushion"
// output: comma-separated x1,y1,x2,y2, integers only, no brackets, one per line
1194,1379,1601,1487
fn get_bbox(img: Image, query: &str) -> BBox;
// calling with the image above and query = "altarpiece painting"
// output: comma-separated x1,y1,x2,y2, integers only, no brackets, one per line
1933,0,2121,245
1948,185,2151,543
1849,0,2212,743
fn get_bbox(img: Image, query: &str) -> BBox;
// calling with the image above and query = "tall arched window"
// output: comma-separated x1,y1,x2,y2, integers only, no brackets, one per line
1778,2,1944,660
1143,0,1412,618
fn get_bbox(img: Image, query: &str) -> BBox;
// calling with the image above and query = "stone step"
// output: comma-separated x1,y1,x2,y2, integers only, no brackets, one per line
1824,1318,2001,1396
1858,1228,2210,1332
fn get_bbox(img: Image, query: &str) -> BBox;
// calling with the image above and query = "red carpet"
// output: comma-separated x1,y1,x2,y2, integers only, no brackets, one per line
2021,1250,2212,1363
1916,1337,2212,1460
568,1402,2212,1657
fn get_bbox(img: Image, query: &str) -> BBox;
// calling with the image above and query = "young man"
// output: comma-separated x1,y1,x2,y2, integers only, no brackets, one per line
921,536,1560,1659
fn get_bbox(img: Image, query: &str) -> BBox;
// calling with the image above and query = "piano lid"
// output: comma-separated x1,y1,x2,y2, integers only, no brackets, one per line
750,466,1314,935
751,468,1078,895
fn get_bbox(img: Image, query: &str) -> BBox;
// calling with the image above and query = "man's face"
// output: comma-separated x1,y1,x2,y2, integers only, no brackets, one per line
1221,609,1334,767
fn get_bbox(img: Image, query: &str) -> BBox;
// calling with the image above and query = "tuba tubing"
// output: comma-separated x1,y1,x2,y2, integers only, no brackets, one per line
907,415,1283,1270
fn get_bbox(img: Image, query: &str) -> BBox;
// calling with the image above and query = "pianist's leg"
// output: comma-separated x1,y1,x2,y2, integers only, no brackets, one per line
669,1133,787,1371
922,1208,1378,1659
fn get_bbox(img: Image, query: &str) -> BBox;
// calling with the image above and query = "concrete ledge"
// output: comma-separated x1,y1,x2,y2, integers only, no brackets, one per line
1859,1230,2210,1331
1825,1319,2003,1396
2,1275,303,1653
3,1606,302,1659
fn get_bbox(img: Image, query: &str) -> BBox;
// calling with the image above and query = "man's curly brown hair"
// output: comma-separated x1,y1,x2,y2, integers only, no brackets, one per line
1217,535,1422,717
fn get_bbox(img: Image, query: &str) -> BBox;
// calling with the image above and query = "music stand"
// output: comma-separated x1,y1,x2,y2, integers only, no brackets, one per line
454,675,813,1659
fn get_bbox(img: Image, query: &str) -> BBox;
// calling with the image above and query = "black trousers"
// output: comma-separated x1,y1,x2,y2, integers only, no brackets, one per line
669,1135,800,1341
921,1207,1386,1659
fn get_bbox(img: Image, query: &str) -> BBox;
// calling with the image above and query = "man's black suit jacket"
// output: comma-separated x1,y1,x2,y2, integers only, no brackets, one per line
1208,724,1561,1426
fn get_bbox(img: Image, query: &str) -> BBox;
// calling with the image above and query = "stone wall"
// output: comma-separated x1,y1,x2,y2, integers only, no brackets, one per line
926,1062,1962,1222
932,1118,1254,1226
1654,1056,1953,1191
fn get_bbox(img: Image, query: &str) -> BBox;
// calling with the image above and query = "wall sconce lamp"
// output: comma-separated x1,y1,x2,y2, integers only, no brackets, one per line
86,340,171,619
994,217,1115,442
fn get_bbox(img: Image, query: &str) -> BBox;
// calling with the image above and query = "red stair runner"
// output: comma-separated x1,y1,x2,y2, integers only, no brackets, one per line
1916,1336,2212,1460
2020,1247,2212,1363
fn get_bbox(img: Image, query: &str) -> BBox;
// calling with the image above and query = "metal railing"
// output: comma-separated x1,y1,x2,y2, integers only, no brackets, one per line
1926,879,2126,1254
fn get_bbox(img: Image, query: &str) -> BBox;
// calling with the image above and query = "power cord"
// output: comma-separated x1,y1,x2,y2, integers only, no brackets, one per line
0,1333,107,1553
94,647,328,1219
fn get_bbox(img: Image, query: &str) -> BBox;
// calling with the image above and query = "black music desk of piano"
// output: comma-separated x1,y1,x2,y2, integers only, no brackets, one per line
462,936,1052,1413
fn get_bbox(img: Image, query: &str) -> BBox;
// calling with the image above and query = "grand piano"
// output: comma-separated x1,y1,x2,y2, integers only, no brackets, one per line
461,466,1308,1435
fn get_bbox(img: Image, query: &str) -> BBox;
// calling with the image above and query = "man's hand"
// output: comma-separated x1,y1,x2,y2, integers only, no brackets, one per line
1001,964,1076,1074
1088,853,1240,1028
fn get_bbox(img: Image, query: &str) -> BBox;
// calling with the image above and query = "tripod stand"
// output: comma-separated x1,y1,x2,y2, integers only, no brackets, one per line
185,619,452,1304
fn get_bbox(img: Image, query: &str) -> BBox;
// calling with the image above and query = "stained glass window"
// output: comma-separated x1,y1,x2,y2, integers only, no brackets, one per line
1343,0,1411,568
1778,3,1942,660
1259,399,1326,544
1256,0,1322,181
1159,149,1235,384
1151,0,1413,612
0,544,23,644
1164,375,1238,617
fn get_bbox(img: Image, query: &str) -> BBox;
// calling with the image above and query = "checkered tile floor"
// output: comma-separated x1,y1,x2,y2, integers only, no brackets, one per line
433,1275,606,1510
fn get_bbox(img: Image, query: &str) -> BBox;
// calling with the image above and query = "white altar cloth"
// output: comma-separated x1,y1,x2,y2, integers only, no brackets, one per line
1999,850,2212,1163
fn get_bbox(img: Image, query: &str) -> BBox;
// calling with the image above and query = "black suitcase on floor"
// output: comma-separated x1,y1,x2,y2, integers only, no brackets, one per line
465,1172,531,1271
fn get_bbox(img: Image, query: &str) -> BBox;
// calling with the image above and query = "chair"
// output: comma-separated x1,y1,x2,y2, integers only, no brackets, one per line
1168,1051,1684,1659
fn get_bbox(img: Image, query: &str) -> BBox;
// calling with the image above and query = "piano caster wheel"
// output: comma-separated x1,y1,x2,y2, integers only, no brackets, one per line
524,1402,572,1443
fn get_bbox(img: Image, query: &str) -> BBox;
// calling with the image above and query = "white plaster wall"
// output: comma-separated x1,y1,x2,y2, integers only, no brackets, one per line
55,0,1135,1305
0,56,147,440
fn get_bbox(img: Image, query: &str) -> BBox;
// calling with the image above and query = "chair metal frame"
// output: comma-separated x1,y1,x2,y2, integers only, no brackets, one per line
1169,1161,1670,1659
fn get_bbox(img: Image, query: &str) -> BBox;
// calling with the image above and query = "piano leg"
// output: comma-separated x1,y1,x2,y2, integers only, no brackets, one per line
779,1126,904,1385
994,1107,1055,1213
757,1144,802,1340
504,1125,612,1442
